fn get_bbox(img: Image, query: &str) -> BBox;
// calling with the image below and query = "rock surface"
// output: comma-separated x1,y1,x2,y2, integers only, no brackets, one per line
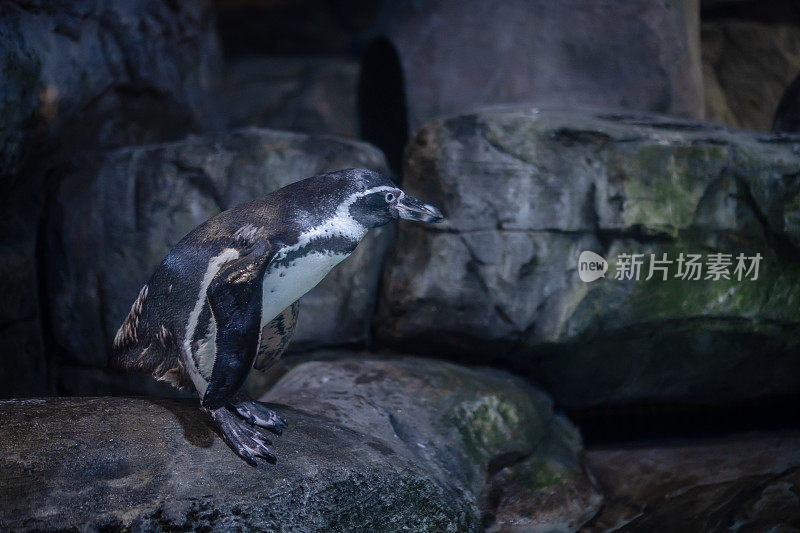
370,0,703,133
0,356,600,532
702,19,800,132
45,129,392,396
0,0,220,153
220,56,359,139
582,431,800,531
376,107,800,409
0,0,222,397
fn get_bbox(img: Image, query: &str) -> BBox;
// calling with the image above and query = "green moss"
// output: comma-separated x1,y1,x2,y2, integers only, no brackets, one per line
454,391,544,464
611,145,728,236
621,244,800,323
456,396,517,454
510,457,567,491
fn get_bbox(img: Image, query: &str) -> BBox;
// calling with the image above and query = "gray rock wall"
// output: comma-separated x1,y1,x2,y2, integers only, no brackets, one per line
376,107,800,409
371,0,703,134
0,0,221,397
220,57,360,139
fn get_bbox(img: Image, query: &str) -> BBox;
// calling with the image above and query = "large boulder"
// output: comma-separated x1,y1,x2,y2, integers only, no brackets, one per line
45,129,392,396
367,0,703,134
376,107,800,409
583,431,800,531
0,356,600,532
0,0,221,397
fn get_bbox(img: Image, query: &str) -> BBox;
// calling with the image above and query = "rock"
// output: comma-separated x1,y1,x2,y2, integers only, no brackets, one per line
44,129,392,395
367,0,703,134
1,0,221,153
582,431,800,531
264,356,602,532
375,107,800,409
220,56,360,139
479,415,602,533
702,20,800,132
0,356,599,532
0,0,222,398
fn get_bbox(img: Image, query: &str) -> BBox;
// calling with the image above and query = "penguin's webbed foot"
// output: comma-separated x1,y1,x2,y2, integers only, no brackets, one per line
229,395,288,436
206,406,277,466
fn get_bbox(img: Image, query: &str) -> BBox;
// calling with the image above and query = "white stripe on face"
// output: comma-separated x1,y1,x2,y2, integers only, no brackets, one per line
274,185,397,261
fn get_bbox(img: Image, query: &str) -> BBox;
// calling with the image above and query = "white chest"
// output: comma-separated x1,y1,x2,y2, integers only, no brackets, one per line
259,251,349,329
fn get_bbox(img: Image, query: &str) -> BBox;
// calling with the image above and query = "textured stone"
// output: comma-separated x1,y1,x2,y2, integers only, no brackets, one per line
221,56,359,139
0,0,221,153
370,0,703,133
0,357,599,532
702,20,800,132
0,0,222,398
582,431,800,531
45,129,392,395
376,107,800,409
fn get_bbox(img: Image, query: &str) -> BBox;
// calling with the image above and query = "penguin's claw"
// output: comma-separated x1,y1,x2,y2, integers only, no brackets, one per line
206,406,277,465
228,397,288,436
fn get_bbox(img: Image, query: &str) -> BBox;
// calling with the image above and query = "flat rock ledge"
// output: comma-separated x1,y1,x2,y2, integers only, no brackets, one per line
0,356,600,532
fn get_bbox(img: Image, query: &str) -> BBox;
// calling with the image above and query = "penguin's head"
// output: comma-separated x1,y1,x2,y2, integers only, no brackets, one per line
341,169,445,230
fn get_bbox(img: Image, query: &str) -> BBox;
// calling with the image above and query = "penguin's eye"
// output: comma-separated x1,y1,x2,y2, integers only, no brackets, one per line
385,192,396,203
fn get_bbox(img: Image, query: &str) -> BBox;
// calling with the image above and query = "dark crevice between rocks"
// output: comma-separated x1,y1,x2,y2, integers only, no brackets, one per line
358,36,408,177
773,73,800,133
756,133,800,144
549,128,613,147
602,116,722,132
701,0,800,26
34,165,63,397
571,394,800,446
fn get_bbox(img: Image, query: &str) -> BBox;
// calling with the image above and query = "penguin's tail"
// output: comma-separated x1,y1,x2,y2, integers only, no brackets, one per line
109,283,193,390
109,284,150,370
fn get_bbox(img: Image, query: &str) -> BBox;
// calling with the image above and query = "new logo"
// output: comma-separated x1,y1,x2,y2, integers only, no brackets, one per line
578,251,608,282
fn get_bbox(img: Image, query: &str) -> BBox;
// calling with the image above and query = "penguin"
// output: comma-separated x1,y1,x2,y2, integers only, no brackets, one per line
111,168,444,464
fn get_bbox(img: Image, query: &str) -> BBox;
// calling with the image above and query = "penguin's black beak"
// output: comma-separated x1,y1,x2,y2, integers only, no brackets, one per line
395,194,445,223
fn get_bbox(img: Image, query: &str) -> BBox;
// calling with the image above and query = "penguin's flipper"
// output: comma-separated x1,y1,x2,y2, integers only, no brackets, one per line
202,246,274,410
254,300,299,371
